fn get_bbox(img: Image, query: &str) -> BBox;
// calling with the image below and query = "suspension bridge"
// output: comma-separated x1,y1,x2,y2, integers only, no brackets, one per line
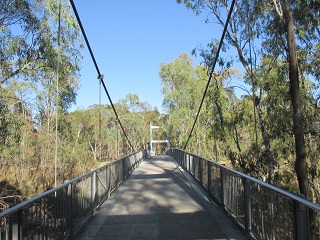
1,149,319,239
1,0,320,239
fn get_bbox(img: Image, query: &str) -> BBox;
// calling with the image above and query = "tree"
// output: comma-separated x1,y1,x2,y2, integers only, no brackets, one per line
0,0,83,196
276,0,309,201
160,53,207,150
0,0,40,84
177,0,319,198
260,0,319,200
208,70,242,168
177,0,278,180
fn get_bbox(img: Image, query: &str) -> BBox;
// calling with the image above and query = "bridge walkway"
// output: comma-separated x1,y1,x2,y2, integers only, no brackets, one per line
76,155,248,240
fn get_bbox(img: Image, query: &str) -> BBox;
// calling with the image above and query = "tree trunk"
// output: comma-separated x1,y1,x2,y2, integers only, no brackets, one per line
232,37,275,179
281,0,310,200
212,80,237,169
255,96,274,183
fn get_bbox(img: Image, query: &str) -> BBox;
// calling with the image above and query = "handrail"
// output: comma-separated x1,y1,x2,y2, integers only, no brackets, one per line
0,151,141,219
167,148,320,240
0,150,146,240
173,149,320,212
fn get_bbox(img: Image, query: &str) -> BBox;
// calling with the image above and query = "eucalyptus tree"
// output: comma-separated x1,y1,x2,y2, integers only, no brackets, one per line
160,53,208,152
0,0,41,84
0,0,40,167
32,0,82,190
254,56,294,182
177,0,319,199
207,70,241,168
261,0,319,201
119,94,163,152
0,0,82,193
58,108,100,181
159,54,213,158
177,0,276,180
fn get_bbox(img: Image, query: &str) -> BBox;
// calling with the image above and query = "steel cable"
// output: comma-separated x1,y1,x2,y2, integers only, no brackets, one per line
69,0,135,153
183,0,237,150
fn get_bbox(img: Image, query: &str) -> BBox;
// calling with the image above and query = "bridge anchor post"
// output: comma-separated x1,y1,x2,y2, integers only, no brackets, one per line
9,209,23,240
66,184,73,239
220,167,227,208
293,194,309,240
244,178,252,235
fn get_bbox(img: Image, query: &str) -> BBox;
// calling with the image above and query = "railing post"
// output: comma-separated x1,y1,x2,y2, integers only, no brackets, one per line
199,158,203,185
9,209,23,240
182,150,185,167
66,184,73,239
244,178,252,234
107,166,112,199
105,166,109,199
91,172,98,212
181,150,183,165
208,161,212,195
122,157,126,179
293,194,309,240
220,167,227,207
193,155,196,176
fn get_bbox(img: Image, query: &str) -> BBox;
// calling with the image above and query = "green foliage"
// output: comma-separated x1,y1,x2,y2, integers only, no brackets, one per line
176,0,320,203
0,0,319,213
0,0,84,201
160,53,206,150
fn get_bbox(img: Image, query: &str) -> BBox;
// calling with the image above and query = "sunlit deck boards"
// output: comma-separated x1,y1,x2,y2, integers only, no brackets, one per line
77,156,247,240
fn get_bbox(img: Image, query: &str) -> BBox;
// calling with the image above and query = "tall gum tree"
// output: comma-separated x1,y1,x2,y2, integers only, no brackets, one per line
268,0,316,201
0,0,83,193
280,0,309,200
177,0,276,180
160,53,207,150
177,0,318,199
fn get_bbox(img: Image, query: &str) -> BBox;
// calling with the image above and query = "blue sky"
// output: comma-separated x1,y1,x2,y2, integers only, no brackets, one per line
71,0,220,112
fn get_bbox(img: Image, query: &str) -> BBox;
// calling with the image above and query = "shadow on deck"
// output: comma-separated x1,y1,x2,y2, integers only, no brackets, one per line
76,155,248,240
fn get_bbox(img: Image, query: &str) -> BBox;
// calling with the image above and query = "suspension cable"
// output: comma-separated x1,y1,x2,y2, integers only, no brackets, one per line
54,0,61,188
69,0,135,153
183,0,237,150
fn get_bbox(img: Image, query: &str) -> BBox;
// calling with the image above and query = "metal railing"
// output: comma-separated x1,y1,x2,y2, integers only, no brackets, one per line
167,148,320,240
0,150,145,240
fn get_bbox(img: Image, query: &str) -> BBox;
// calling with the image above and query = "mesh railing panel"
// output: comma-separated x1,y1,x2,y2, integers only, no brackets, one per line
0,150,145,240
167,148,320,240
209,163,222,202
224,170,245,225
